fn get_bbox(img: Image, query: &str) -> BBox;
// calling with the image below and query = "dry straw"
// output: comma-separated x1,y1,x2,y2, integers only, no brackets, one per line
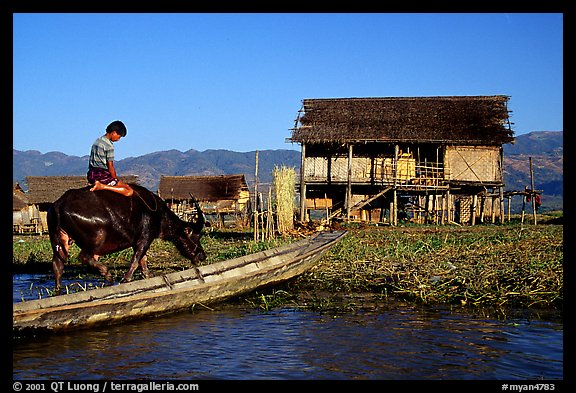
272,165,296,234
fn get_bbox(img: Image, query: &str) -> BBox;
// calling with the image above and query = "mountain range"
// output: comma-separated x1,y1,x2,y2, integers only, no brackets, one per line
13,130,563,211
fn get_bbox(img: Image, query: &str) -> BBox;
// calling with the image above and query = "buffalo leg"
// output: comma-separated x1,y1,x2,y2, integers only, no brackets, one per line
122,244,151,283
52,255,65,293
78,251,113,282
51,229,72,293
139,255,150,279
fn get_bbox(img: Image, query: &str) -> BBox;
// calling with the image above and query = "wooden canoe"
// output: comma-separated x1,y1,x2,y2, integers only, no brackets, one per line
13,230,346,335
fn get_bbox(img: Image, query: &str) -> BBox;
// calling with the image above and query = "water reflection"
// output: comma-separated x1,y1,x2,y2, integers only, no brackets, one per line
13,305,562,380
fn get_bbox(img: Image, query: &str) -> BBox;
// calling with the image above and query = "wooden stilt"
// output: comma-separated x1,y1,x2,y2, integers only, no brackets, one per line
254,150,259,241
471,194,477,225
500,187,505,224
446,190,451,224
299,144,307,222
530,157,537,225
346,144,353,220
491,193,496,224
521,192,526,225
393,189,398,226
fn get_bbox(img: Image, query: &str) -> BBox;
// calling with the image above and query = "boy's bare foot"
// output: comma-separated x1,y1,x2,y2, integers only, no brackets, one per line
90,180,104,192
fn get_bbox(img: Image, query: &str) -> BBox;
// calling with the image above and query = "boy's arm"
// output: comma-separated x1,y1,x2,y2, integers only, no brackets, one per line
107,161,118,179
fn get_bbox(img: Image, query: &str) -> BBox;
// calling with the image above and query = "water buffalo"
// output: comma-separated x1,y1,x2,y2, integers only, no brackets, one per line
47,184,207,292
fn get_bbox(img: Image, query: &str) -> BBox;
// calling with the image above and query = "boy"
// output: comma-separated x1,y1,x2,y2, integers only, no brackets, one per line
87,120,134,197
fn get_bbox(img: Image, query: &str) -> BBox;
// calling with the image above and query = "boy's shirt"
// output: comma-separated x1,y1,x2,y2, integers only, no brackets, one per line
89,135,114,169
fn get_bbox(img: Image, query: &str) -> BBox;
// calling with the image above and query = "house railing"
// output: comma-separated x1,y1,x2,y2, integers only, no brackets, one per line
303,156,447,189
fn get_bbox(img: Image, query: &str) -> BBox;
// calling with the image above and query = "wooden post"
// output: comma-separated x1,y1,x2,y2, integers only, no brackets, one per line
393,145,399,183
299,144,307,222
521,191,526,225
393,189,398,226
441,192,446,225
392,144,399,226
324,193,329,223
446,189,451,224
499,187,505,224
491,193,496,224
254,150,259,241
530,157,537,225
346,144,353,220
266,187,274,240
471,194,477,226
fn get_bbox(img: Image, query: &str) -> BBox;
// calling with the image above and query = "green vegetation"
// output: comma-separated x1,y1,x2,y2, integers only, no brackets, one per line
13,220,562,312
12,229,295,278
293,224,562,310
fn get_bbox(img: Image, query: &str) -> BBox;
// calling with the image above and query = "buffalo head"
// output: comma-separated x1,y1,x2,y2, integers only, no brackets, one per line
172,198,207,265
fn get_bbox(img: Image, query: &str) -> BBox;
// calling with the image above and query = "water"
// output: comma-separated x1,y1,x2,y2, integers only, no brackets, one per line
13,274,563,380
13,273,105,303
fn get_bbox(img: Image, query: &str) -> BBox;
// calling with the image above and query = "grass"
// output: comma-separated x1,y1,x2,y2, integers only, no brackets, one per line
292,223,563,310
13,219,563,313
13,229,295,278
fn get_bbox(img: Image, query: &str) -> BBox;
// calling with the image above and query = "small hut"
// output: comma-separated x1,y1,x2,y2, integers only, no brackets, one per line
289,96,514,225
13,183,33,233
157,174,251,227
25,175,139,232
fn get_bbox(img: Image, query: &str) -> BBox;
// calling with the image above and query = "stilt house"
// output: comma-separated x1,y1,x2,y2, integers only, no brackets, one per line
288,96,514,225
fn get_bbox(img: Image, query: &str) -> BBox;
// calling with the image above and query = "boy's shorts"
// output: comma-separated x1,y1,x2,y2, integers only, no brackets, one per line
87,167,118,186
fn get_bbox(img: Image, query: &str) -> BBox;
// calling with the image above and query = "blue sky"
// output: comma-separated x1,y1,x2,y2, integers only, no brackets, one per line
13,13,563,160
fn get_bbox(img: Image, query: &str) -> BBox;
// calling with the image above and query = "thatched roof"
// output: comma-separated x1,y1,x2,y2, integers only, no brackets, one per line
13,184,28,211
289,96,514,145
26,175,139,204
158,174,249,201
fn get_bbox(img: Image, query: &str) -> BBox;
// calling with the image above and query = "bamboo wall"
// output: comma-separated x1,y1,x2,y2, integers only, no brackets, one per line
444,146,501,183
304,155,419,183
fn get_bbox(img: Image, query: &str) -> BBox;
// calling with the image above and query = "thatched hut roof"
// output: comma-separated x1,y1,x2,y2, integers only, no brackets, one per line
13,183,28,211
158,174,249,202
26,175,139,204
289,96,514,145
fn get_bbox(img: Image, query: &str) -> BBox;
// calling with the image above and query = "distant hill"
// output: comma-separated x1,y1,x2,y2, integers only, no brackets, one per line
13,148,301,192
13,131,563,212
503,131,563,211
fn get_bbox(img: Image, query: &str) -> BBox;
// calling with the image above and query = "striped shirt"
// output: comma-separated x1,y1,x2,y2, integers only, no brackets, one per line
89,135,114,169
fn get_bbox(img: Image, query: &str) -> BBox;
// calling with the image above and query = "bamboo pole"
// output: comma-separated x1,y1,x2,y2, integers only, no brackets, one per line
393,145,399,226
521,191,526,225
530,157,537,225
324,193,329,223
441,192,446,225
254,150,259,242
446,189,451,224
346,144,353,220
491,193,496,224
299,144,307,222
499,187,505,224
393,189,398,226
266,188,274,240
471,194,477,226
